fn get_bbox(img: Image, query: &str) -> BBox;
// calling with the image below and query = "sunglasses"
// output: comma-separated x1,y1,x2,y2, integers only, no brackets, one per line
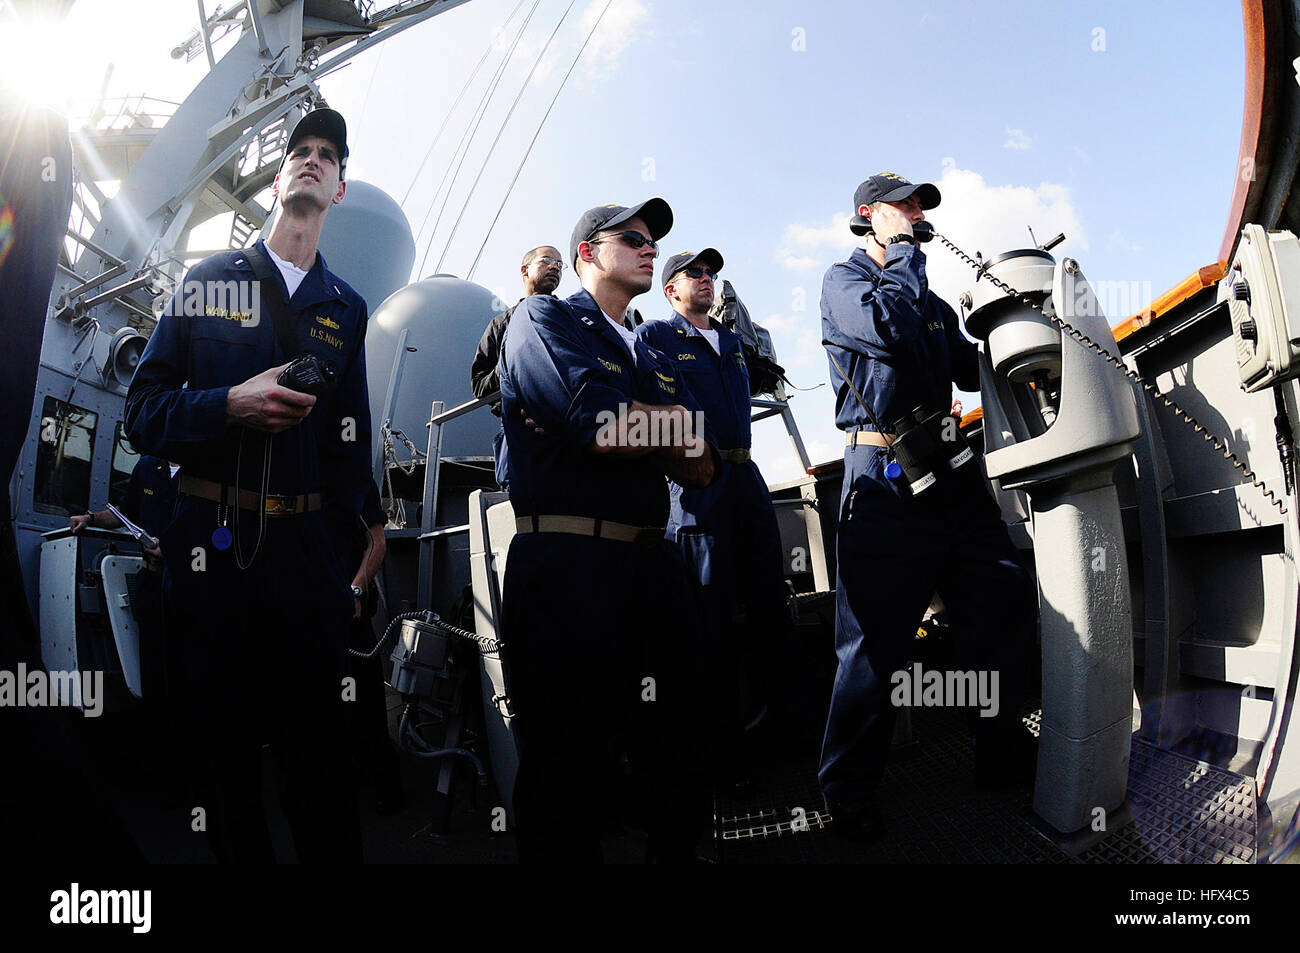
589,230,659,257
677,266,718,281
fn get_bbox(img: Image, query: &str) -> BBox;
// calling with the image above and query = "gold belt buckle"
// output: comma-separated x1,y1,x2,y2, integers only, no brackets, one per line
264,495,295,516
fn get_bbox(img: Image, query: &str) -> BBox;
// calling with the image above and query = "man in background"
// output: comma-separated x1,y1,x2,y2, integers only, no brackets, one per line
471,245,563,489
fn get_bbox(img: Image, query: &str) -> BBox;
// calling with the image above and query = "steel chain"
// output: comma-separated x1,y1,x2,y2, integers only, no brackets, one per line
380,422,428,528
936,232,1287,515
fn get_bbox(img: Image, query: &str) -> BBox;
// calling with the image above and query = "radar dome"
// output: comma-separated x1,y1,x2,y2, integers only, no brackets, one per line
366,276,502,460
261,179,415,315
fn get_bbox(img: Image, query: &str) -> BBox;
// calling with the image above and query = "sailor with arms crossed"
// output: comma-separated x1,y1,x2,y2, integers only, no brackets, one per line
500,199,718,862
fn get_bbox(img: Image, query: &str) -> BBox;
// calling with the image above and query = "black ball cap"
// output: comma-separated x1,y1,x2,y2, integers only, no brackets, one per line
661,247,724,288
853,173,940,212
570,197,673,267
286,107,348,163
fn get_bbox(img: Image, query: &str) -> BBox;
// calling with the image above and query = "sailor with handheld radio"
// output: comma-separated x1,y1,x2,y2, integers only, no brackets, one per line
124,107,370,863
818,173,1037,840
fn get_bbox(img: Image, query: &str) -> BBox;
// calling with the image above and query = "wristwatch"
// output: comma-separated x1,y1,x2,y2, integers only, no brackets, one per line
350,584,364,599
885,234,916,246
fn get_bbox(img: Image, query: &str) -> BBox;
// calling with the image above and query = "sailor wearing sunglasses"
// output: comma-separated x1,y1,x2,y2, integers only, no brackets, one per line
498,199,720,862
637,249,794,783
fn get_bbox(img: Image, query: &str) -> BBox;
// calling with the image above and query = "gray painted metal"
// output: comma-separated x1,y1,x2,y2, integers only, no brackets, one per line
467,489,519,821
38,537,81,678
365,277,502,462
417,400,445,612
1223,224,1300,392
1130,389,1183,749
1031,479,1134,832
1117,247,1299,826
99,554,144,698
968,255,1138,832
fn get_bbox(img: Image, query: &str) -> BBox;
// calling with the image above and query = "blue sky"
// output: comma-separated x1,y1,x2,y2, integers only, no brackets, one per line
49,0,1246,481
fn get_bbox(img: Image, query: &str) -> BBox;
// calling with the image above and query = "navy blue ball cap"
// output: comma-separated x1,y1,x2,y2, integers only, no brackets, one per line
661,247,724,288
853,173,940,211
570,197,673,266
286,107,348,163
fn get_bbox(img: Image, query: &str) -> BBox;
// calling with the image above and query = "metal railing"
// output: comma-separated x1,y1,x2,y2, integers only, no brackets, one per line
414,394,496,611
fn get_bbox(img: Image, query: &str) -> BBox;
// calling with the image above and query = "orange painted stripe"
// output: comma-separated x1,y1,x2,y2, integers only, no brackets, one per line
1113,260,1229,342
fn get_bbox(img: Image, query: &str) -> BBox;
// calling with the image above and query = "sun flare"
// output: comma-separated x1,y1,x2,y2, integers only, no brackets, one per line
1,2,106,116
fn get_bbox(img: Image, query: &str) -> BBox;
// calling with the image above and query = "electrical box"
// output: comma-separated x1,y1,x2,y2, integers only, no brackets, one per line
1221,223,1300,392
389,616,451,697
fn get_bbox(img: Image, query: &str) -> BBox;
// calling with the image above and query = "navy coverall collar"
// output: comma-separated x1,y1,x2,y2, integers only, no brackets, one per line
236,238,348,308
567,288,645,350
665,310,737,349
849,246,883,276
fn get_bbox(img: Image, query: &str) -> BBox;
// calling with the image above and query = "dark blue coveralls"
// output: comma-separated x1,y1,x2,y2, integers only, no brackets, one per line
819,244,1035,809
500,288,714,862
125,237,370,862
636,314,791,745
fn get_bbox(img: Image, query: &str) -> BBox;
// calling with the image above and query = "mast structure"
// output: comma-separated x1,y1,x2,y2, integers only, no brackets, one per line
57,0,473,333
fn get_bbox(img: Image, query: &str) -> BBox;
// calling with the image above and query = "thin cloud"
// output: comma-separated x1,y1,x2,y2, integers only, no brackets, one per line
575,0,649,82
777,212,852,271
781,212,852,250
923,167,1086,309
517,0,651,87
760,312,822,368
